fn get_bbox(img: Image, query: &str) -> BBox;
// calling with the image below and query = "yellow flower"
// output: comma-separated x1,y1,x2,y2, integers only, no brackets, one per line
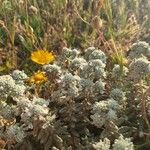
27,71,48,85
31,50,55,65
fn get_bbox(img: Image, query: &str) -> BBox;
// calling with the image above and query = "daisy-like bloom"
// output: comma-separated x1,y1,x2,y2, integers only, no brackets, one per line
28,71,48,85
31,50,55,65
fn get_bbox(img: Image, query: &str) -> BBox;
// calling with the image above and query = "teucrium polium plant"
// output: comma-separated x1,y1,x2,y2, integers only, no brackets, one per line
1,41,150,149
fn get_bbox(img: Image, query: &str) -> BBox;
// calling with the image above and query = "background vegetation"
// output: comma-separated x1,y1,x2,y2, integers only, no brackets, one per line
0,0,149,74
0,0,150,150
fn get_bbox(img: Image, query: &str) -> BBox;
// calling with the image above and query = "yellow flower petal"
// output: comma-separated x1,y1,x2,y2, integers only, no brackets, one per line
31,50,55,65
27,71,47,85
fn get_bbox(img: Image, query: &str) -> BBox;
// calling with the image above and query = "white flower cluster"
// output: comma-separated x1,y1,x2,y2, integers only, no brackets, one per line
11,70,28,84
61,47,80,60
79,47,107,80
51,72,80,102
126,41,150,83
93,135,134,150
91,76,126,129
112,135,134,150
51,47,107,103
0,95,55,143
112,64,129,78
128,41,150,60
128,56,150,82
0,74,26,99
69,57,86,73
43,64,61,79
91,99,119,128
2,43,148,148
92,138,110,150
110,88,126,104
14,96,49,125
84,47,107,64
79,59,106,80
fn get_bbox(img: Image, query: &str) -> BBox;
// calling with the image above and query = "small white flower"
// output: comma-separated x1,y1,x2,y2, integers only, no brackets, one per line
93,138,110,150
88,50,107,64
112,64,129,78
79,78,93,92
84,47,96,60
93,79,106,94
84,47,107,64
110,88,126,103
0,75,26,99
43,64,61,78
113,135,134,150
33,105,49,116
12,70,28,82
32,97,49,107
62,48,80,59
79,60,106,80
108,99,119,109
69,57,87,73
91,113,107,128
107,109,118,120
128,56,150,82
91,99,118,128
128,41,150,60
